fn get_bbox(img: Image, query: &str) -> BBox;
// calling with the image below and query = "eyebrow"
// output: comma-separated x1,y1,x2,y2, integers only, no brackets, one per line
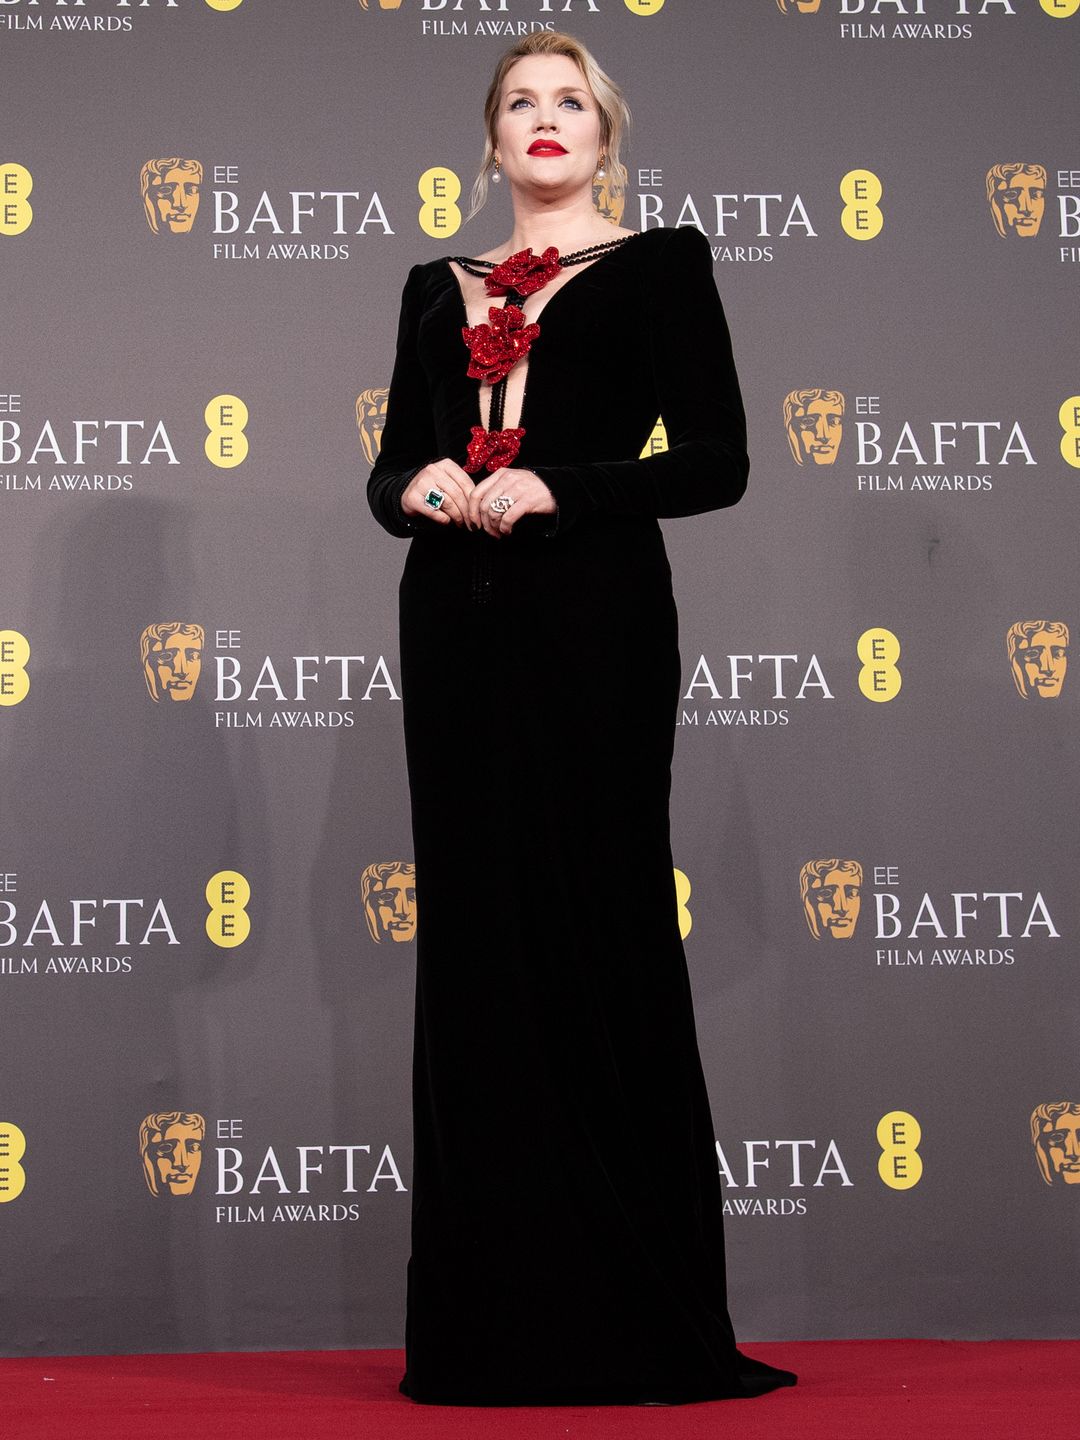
506,86,589,98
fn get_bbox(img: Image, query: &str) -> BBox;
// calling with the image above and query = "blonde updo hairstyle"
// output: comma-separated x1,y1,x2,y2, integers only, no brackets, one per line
469,31,631,223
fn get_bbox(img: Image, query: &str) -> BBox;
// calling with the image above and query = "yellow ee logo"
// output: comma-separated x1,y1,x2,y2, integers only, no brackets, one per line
1,164,33,237
0,1122,27,1202
857,627,901,702
625,0,666,12
877,1110,922,1190
205,0,244,9
206,870,251,948
1041,0,1079,15
1058,395,1080,468
640,418,669,458
204,395,249,468
841,169,883,241
418,168,461,239
0,630,30,706
674,867,692,940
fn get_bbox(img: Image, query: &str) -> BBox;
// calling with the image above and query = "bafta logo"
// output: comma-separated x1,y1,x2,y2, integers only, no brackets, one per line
776,0,822,11
800,859,863,940
986,164,1047,239
140,1111,205,1198
361,861,417,944
358,0,404,9
784,389,845,466
140,622,205,704
593,172,626,225
1031,1103,1080,1186
1007,621,1069,700
356,388,390,465
140,157,204,236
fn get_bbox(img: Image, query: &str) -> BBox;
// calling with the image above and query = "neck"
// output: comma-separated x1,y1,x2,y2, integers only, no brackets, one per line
504,187,614,257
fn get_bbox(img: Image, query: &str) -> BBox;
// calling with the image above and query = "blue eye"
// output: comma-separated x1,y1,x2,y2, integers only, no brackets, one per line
561,97,584,110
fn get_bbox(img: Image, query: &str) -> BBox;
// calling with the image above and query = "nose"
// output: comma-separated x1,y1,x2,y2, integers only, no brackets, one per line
834,893,849,917
1066,1131,1079,1157
813,418,829,444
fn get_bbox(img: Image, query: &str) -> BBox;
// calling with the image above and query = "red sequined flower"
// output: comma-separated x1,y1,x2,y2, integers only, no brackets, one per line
462,305,541,385
463,425,526,475
485,246,561,298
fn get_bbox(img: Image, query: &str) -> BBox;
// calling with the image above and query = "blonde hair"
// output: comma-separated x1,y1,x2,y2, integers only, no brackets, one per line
468,32,630,223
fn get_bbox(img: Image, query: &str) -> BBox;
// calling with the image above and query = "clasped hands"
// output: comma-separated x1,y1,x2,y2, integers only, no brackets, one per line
402,460,556,537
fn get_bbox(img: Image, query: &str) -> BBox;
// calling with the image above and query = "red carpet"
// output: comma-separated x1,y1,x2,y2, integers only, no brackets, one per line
7,1341,1077,1440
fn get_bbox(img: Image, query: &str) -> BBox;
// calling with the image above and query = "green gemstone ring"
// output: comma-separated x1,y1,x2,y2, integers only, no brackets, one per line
424,488,445,510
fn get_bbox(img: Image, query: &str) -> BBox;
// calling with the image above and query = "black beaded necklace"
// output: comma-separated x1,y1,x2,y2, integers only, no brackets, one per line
451,234,632,282
452,235,634,471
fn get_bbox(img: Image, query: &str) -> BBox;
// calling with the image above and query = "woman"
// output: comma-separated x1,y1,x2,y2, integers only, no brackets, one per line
367,32,796,1407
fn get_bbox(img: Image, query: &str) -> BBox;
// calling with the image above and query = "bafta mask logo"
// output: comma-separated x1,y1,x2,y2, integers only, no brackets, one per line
356,388,389,465
140,157,204,236
986,164,1047,240
800,858,863,940
784,389,845,466
362,861,417,944
358,0,404,9
593,172,626,225
140,1111,205,1198
140,622,205,704
1031,1102,1080,1186
776,0,822,10
1007,621,1069,700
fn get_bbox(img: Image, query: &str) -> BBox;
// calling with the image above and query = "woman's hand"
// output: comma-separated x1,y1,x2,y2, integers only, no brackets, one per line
402,459,477,528
468,467,557,538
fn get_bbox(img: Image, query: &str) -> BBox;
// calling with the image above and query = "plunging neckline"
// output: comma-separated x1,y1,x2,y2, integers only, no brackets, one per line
443,231,644,437
443,229,643,331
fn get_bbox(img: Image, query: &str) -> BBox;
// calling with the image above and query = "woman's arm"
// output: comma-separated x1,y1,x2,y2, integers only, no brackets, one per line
528,226,749,533
366,264,440,537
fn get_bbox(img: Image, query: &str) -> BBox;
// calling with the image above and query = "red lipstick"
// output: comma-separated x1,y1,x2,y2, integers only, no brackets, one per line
528,140,567,156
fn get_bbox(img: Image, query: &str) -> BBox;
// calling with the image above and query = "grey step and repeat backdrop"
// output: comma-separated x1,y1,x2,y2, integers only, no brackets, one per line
2,0,1078,1358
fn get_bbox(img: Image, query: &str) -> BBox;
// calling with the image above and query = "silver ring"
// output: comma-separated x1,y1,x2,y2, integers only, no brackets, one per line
424,488,445,510
490,494,514,515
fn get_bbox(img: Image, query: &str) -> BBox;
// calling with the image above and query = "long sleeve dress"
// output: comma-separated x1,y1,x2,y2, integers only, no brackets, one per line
367,224,796,1406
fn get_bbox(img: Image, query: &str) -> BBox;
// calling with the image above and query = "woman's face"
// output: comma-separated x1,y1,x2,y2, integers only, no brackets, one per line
494,54,603,201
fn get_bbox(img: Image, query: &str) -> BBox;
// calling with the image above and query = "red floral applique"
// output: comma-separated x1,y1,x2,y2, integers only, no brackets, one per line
462,305,541,385
485,246,561,299
463,425,526,475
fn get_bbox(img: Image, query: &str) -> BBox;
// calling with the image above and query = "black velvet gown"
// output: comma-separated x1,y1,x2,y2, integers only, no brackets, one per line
367,225,795,1405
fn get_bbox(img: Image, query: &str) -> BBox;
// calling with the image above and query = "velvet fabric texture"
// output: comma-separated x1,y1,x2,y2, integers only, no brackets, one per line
367,226,796,1405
